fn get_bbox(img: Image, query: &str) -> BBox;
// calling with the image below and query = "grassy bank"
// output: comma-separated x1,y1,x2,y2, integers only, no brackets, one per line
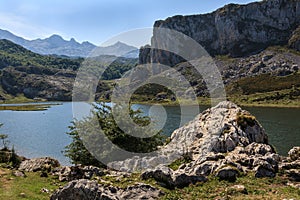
0,167,63,200
0,166,298,200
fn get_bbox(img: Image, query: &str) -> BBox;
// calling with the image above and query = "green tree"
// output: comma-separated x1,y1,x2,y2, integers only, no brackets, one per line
0,123,9,150
64,103,164,167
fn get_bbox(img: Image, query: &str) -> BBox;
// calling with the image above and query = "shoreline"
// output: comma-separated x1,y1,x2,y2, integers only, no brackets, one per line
0,99,300,109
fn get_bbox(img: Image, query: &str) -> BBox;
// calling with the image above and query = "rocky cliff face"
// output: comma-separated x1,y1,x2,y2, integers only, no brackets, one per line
139,0,300,66
1,66,75,101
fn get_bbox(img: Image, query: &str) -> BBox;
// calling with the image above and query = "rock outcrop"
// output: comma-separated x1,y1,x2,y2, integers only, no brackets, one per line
1,66,75,101
105,101,284,187
139,0,300,66
109,101,270,172
50,179,164,200
289,25,300,51
49,101,300,199
280,146,300,182
18,157,60,172
52,165,104,182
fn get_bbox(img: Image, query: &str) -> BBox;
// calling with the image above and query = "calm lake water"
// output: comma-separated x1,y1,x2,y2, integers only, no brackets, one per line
0,102,299,165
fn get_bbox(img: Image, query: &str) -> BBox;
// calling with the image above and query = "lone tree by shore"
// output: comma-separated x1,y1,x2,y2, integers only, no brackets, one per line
0,123,9,150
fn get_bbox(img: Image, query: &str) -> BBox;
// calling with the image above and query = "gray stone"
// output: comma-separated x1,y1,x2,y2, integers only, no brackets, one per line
215,166,239,181
172,172,207,188
50,179,115,200
227,184,248,194
288,147,300,161
119,183,164,200
12,170,26,177
141,165,174,188
254,163,276,178
140,0,300,66
51,179,163,200
244,143,274,156
286,169,300,182
52,165,104,182
19,157,60,172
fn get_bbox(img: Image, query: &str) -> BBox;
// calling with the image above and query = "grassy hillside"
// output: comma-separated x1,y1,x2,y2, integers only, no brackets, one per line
0,39,83,70
0,39,138,102
226,72,300,107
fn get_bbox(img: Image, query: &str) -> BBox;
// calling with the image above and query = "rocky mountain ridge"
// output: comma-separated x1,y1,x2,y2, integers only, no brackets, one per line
139,0,300,66
0,29,138,58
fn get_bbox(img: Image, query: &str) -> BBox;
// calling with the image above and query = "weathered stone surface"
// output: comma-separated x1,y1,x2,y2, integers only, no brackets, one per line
172,172,207,188
18,157,60,172
52,165,104,182
286,169,300,182
288,147,300,161
50,179,163,200
227,184,248,194
12,170,26,177
216,166,239,181
244,143,275,156
254,162,276,178
141,165,174,188
289,25,300,51
50,179,113,200
110,101,269,173
134,101,282,187
140,0,300,66
279,146,300,182
119,183,164,200
141,165,207,188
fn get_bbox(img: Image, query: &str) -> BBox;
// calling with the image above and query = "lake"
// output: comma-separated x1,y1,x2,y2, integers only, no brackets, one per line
0,102,299,165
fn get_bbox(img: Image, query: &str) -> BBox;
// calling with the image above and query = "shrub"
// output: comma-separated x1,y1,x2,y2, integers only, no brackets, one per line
64,103,165,167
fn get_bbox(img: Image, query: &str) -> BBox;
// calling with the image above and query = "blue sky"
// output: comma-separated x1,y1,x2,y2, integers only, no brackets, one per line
0,0,256,46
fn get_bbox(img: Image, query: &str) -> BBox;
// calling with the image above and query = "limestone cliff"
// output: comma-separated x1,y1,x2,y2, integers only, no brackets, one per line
139,0,300,66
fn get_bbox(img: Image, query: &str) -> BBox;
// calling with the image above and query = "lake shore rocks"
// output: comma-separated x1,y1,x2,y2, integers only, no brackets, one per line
50,101,299,199
18,157,60,172
12,101,299,199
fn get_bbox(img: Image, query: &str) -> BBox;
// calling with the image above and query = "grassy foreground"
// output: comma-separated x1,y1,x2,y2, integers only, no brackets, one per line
0,167,64,200
0,166,299,200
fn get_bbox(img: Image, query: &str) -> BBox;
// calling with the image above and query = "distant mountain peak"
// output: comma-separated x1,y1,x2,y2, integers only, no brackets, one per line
0,29,139,58
70,38,76,42
47,34,64,40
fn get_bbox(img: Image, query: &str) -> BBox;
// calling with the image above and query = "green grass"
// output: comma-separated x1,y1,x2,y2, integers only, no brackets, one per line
0,166,299,200
168,155,192,171
161,174,300,200
0,168,63,200
227,73,300,95
97,171,300,200
0,103,61,111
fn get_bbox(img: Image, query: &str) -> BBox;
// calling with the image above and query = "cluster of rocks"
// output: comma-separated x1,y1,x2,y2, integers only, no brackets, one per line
138,46,300,99
18,157,60,172
51,165,104,182
50,180,164,200
280,147,300,185
218,49,300,84
13,101,300,199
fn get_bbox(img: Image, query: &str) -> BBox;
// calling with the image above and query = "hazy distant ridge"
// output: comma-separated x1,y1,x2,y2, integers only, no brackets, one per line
0,29,138,58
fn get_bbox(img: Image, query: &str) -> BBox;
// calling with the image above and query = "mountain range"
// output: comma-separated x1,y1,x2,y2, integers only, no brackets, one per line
0,29,138,58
